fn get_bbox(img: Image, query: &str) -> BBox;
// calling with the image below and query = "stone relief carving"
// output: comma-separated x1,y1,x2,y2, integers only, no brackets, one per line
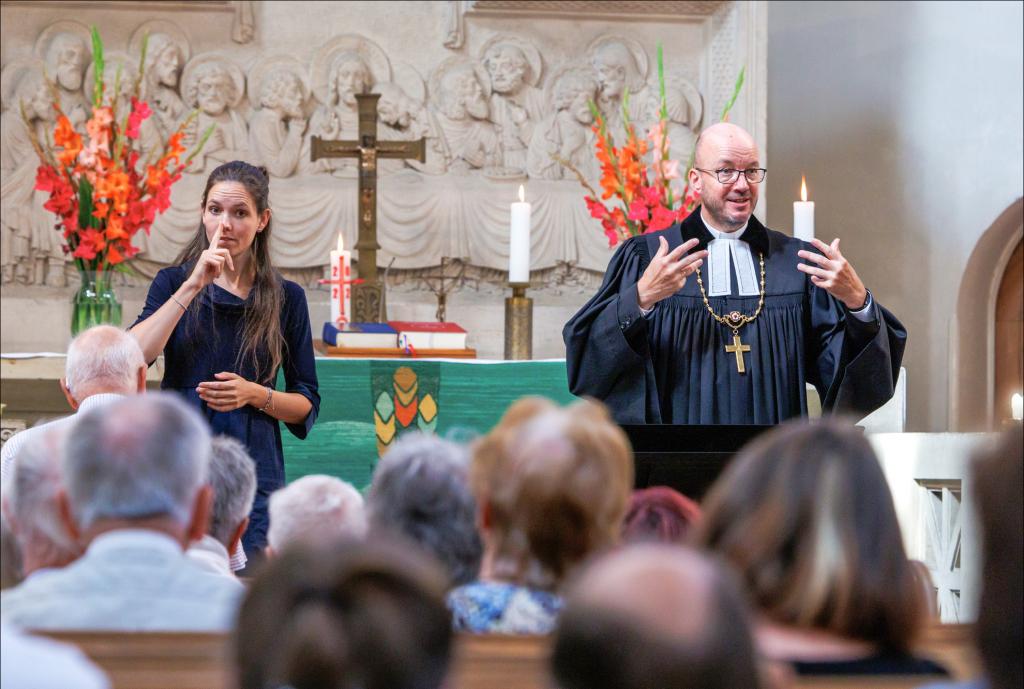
181,53,248,173
1,18,724,284
35,21,92,130
0,59,65,286
480,35,544,174
430,57,499,174
247,55,308,178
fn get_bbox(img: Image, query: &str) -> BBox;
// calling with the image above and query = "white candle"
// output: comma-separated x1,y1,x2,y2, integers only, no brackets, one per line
793,175,815,241
329,233,352,326
509,184,531,283
1012,393,1023,421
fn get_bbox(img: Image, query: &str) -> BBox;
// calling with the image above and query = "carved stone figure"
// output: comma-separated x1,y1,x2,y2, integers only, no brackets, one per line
588,36,649,133
655,75,704,168
247,57,308,178
40,30,91,130
527,66,598,181
1,63,65,286
308,51,375,175
84,52,139,117
139,33,188,140
181,55,248,173
430,58,499,173
376,80,447,175
480,37,544,172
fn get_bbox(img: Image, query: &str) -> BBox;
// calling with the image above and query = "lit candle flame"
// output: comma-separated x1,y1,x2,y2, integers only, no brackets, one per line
800,176,808,202
337,233,344,253
518,184,525,203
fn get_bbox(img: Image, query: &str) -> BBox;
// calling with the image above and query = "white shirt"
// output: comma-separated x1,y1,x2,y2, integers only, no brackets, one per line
0,621,110,689
0,393,125,485
187,535,234,579
0,529,244,632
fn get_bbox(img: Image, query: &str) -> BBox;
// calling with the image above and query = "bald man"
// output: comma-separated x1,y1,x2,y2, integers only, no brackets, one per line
552,544,762,689
564,123,905,424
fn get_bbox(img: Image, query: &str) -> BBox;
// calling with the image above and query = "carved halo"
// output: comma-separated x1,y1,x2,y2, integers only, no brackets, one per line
429,56,491,112
586,34,650,94
390,61,426,105
83,51,140,103
180,53,246,109
478,34,543,88
1,58,46,110
309,34,392,105
33,20,92,64
129,20,192,67
247,55,309,107
668,74,704,130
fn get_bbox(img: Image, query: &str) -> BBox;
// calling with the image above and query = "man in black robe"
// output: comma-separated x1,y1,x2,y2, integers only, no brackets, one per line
563,123,906,424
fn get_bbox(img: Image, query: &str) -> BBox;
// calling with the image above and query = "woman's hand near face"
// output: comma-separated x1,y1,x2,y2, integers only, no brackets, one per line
185,221,235,291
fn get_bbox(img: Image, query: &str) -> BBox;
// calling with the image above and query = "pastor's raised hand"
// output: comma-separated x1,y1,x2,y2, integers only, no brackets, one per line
637,237,708,310
797,238,868,309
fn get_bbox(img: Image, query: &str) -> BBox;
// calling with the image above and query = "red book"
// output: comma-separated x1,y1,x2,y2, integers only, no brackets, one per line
387,321,468,350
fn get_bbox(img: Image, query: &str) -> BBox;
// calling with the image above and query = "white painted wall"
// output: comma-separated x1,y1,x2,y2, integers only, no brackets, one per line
766,1,1024,431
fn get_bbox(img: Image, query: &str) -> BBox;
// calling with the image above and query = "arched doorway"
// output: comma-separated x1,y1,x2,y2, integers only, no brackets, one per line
952,199,1024,430
994,239,1022,424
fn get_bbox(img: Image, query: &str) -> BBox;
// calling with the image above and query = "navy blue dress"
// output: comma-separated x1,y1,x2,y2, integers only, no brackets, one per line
134,266,320,555
563,208,907,424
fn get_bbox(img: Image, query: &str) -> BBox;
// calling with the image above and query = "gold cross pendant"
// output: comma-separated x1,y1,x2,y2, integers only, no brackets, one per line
724,332,751,373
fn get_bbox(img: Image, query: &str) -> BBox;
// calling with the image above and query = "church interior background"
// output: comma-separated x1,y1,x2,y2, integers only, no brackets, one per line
1,0,1021,622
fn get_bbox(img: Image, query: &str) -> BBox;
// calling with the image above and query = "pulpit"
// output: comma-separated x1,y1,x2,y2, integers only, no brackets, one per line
621,424,776,500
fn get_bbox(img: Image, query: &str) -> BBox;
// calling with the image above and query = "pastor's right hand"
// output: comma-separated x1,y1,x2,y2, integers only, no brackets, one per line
636,237,707,310
186,222,235,290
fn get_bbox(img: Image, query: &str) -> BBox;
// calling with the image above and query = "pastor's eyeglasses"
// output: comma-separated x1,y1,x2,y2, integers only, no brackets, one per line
695,167,767,184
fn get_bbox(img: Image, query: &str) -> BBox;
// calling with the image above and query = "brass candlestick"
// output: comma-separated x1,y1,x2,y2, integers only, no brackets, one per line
504,282,532,360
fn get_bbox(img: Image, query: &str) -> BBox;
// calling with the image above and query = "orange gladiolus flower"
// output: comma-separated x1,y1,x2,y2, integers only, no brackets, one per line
53,115,82,168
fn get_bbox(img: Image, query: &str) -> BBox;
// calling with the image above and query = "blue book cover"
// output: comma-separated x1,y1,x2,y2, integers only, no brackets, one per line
323,322,398,348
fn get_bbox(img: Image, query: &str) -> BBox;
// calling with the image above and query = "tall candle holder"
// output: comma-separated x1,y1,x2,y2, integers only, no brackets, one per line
504,282,532,360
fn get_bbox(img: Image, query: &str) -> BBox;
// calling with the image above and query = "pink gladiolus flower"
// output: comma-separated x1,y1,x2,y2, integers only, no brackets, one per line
126,98,152,140
648,205,677,232
661,159,681,180
647,121,666,159
641,186,662,207
585,196,608,220
627,199,649,222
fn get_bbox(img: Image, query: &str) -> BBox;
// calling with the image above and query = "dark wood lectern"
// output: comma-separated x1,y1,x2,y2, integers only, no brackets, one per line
620,425,776,501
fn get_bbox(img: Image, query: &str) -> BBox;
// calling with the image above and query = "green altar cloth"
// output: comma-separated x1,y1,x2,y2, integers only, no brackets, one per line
282,358,577,489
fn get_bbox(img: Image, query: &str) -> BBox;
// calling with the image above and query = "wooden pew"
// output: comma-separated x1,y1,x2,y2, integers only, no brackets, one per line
447,633,553,689
39,631,232,689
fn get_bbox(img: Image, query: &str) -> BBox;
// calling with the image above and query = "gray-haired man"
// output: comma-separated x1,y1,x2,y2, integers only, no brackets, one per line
0,325,146,484
0,393,244,631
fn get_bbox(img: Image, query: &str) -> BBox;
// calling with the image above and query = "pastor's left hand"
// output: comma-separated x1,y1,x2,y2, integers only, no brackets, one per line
797,238,868,310
196,372,261,412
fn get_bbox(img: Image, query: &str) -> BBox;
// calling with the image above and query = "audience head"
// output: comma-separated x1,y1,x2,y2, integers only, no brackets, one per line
206,436,257,552
61,325,147,408
60,392,213,547
471,397,633,590
696,418,925,653
972,430,1023,689
621,486,701,545
0,512,23,590
267,475,366,555
367,432,482,587
4,426,80,574
234,538,453,689
553,543,761,689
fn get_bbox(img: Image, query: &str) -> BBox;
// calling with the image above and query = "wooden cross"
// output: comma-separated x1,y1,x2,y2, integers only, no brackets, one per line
724,332,751,373
311,93,426,322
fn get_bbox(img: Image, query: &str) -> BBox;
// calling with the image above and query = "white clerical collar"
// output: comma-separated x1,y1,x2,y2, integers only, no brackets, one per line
701,213,758,297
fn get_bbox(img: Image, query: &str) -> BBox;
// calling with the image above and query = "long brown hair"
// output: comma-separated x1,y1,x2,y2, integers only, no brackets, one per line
695,418,926,652
175,161,284,383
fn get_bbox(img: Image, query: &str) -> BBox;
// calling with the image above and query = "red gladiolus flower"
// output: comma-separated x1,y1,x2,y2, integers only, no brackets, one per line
627,200,649,222
648,205,677,232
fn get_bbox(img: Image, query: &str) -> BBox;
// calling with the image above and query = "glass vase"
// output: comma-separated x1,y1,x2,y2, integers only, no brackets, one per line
71,270,122,335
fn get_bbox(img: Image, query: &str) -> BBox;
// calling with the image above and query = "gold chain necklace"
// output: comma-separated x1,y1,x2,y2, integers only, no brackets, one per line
694,252,766,373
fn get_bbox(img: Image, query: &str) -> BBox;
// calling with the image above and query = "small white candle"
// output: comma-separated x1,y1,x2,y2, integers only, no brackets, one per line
509,184,531,283
329,233,352,326
1012,393,1023,421
793,176,815,241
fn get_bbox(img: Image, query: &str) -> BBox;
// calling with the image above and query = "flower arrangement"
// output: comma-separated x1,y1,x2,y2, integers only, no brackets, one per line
560,44,745,247
23,27,211,275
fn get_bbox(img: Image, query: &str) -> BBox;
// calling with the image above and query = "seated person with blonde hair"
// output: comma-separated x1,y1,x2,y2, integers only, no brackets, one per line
448,397,634,634
266,475,366,556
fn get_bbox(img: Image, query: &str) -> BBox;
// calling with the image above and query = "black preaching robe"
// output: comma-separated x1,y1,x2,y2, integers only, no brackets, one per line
563,208,907,424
